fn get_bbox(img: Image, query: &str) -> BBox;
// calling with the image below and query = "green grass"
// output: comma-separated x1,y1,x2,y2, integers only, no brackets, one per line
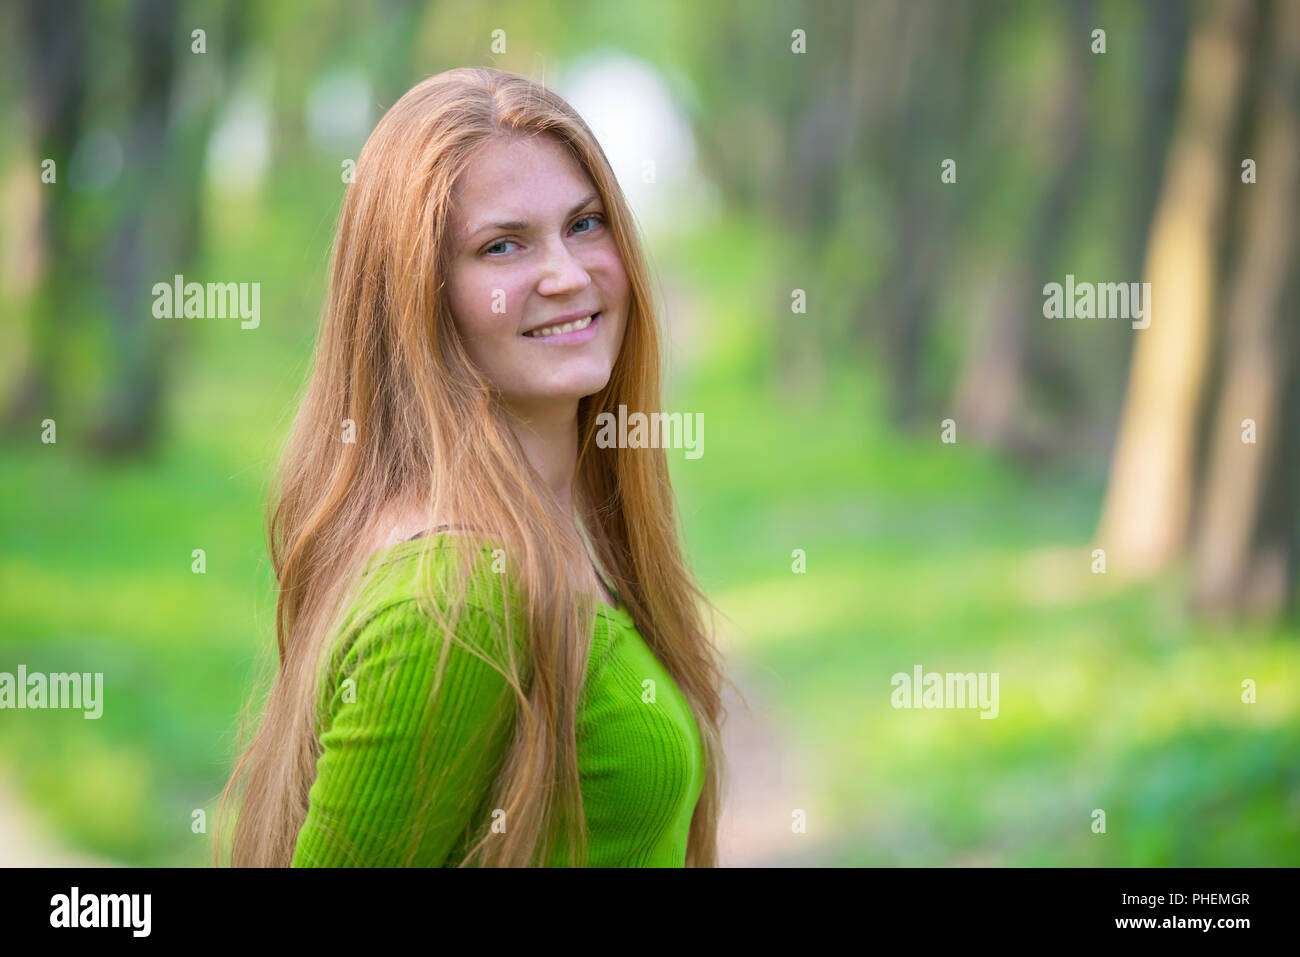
667,362,1300,867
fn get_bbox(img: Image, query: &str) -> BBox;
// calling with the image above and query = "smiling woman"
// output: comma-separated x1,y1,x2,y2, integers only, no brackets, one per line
446,133,629,417
217,67,728,868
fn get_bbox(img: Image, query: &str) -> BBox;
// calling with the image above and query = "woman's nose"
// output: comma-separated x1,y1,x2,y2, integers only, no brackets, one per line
537,242,591,296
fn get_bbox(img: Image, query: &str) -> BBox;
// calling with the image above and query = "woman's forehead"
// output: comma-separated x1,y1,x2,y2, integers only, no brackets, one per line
451,138,598,239
458,135,590,199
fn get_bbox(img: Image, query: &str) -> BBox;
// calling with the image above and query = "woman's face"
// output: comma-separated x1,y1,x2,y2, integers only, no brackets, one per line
446,133,630,420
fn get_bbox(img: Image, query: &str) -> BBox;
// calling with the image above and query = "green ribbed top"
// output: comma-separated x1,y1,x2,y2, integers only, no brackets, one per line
290,534,705,867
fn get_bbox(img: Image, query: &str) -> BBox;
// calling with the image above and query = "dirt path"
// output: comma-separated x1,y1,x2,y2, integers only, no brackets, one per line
0,777,118,867
715,654,827,867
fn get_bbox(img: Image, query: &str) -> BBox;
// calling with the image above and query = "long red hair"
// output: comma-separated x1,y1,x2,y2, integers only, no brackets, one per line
216,67,727,866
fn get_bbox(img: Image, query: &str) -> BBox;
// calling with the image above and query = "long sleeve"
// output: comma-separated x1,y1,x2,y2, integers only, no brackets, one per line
291,600,518,867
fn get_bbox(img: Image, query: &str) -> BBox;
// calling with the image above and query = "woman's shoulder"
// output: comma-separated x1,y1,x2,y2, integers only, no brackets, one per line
358,527,520,616
335,532,521,658
313,533,525,721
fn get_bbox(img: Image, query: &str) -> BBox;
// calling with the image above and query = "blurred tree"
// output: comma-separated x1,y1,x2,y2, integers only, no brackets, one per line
674,0,859,400
89,0,247,456
1122,0,1187,294
951,0,1095,459
4,0,246,456
881,0,980,429
1190,0,1300,618
1095,0,1256,575
3,0,89,433
89,0,182,456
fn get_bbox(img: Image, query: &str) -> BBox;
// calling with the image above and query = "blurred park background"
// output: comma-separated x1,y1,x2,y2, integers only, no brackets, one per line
1,0,1299,866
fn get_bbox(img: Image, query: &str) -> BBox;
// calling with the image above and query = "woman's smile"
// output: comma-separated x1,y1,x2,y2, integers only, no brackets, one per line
523,311,602,343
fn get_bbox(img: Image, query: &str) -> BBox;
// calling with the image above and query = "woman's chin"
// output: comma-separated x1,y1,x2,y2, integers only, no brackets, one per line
530,368,614,403
502,378,612,414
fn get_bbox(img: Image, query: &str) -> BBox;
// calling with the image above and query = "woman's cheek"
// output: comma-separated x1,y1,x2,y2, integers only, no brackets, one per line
460,274,505,339
600,249,631,301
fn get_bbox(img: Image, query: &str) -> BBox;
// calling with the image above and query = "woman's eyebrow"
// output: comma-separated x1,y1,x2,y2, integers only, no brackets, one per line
466,193,600,241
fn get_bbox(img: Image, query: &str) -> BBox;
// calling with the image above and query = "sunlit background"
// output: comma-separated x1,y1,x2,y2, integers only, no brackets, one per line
1,0,1298,866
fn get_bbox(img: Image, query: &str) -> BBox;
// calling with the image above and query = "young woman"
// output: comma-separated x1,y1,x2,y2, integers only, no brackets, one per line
217,67,727,867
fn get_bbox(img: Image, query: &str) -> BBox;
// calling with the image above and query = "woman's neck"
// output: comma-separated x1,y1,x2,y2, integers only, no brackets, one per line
372,399,587,552
505,398,580,521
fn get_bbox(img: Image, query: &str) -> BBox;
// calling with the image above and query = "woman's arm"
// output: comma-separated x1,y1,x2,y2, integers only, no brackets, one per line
291,600,517,866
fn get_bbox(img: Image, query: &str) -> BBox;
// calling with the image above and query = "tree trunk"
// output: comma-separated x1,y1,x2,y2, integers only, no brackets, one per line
88,0,247,456
86,0,177,456
1094,0,1255,576
882,0,979,429
2,0,88,433
1189,0,1300,618
951,0,1093,454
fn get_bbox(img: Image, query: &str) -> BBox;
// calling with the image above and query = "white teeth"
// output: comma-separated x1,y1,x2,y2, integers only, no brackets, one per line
526,313,595,338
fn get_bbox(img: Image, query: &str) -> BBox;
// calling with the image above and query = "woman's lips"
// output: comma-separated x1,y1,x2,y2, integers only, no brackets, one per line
522,311,601,344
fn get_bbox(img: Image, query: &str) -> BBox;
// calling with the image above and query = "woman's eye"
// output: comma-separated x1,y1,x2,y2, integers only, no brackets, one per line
482,216,602,256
